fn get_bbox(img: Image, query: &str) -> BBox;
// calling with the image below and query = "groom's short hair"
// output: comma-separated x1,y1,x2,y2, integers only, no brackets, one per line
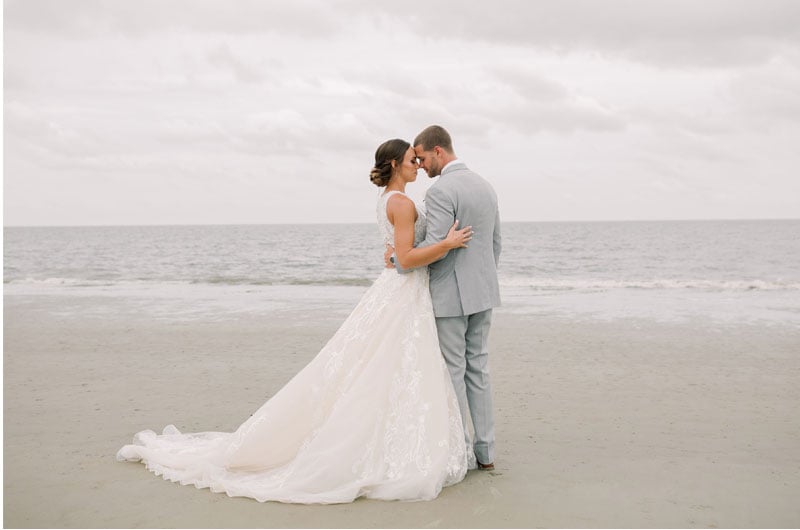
414,125,454,153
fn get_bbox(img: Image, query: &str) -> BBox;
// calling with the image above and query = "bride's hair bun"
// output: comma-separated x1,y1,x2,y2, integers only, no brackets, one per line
370,160,392,187
370,138,410,187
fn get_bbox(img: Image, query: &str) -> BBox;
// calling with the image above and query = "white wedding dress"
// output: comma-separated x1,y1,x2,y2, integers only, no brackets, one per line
117,190,470,503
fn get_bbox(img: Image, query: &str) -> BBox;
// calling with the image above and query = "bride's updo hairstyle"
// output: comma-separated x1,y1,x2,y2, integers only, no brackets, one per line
370,138,410,187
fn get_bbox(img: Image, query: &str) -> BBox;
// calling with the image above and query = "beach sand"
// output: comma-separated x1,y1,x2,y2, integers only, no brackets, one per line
4,292,800,528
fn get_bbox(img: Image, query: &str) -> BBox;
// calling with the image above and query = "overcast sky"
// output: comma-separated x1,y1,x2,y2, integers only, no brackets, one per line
4,0,800,226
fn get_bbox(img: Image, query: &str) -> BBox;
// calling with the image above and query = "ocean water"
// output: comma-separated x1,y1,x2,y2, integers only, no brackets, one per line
4,220,800,325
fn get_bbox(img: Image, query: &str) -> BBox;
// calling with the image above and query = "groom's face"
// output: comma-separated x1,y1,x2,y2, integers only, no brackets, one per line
414,145,441,178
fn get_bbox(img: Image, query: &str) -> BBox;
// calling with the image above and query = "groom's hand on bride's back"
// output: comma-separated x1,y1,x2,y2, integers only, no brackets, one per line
384,243,411,273
384,244,394,269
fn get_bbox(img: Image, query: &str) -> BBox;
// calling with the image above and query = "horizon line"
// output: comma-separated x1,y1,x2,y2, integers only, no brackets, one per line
4,217,799,229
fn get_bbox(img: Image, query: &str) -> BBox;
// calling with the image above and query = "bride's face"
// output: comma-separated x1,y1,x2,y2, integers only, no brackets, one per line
397,147,420,183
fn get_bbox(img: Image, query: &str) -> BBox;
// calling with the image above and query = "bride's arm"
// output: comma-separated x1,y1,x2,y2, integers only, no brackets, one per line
386,194,471,270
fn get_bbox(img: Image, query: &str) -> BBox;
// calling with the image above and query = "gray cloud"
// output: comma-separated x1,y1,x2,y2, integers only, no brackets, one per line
4,0,340,37
484,67,626,134
206,44,263,84
343,0,800,68
490,67,569,102
4,1,799,225
728,60,800,127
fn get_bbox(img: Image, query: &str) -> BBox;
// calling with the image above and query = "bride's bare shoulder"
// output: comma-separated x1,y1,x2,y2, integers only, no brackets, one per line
385,193,414,211
385,193,417,224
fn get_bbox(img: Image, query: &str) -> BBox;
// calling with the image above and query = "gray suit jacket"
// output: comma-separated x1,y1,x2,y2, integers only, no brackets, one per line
420,162,501,317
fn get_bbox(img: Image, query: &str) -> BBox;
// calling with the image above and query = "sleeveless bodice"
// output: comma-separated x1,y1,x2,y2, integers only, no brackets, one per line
377,191,426,246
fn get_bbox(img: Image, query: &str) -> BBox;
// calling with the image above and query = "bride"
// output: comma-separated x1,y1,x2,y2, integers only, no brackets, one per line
117,138,476,503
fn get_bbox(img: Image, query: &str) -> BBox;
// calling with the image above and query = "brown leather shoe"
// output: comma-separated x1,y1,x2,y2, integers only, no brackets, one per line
477,461,495,470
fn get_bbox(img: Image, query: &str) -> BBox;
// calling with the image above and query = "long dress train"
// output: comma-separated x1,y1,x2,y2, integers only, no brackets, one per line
116,190,471,503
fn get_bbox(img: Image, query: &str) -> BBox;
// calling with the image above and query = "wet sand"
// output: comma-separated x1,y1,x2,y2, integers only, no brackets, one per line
4,292,800,528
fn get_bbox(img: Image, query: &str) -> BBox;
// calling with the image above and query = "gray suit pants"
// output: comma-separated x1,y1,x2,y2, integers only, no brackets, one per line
435,308,495,465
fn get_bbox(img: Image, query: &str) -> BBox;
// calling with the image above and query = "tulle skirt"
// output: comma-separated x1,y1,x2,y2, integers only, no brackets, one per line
117,268,470,503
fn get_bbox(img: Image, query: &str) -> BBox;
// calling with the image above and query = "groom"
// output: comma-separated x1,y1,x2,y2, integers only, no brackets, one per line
389,125,501,469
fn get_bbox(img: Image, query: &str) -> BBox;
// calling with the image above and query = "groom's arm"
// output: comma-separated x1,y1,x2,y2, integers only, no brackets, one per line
419,185,454,254
386,244,412,274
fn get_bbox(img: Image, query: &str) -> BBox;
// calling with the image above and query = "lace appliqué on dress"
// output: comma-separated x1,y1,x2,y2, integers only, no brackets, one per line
115,190,468,504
